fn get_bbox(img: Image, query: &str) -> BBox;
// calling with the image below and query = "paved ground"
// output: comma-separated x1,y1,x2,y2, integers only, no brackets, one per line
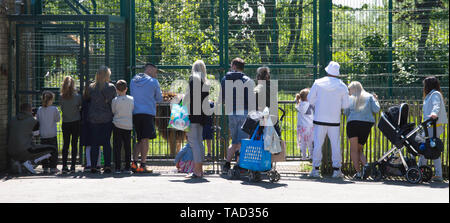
0,162,448,203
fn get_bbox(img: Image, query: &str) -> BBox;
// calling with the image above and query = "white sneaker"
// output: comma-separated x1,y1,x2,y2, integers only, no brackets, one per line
309,168,320,178
332,170,344,178
22,161,36,174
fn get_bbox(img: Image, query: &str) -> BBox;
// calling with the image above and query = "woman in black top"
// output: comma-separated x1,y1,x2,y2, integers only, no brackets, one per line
184,60,211,178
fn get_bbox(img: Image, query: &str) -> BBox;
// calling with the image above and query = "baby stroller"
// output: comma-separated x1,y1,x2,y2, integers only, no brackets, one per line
369,103,443,184
227,107,286,183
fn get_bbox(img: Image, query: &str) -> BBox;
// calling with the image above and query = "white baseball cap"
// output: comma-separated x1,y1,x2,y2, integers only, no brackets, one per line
325,61,340,76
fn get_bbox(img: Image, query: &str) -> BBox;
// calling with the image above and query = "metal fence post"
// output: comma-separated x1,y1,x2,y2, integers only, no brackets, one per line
313,0,318,79
388,0,393,97
319,0,333,175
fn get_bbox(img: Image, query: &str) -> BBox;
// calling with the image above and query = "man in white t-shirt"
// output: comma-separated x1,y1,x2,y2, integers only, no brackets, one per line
307,61,350,178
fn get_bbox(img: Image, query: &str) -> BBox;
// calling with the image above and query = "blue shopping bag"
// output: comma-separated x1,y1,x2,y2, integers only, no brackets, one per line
239,125,272,172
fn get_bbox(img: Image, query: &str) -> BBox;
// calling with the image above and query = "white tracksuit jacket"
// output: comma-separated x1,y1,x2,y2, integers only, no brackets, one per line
307,76,350,168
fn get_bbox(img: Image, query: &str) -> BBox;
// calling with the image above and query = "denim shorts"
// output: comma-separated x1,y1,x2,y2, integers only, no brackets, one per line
228,115,249,145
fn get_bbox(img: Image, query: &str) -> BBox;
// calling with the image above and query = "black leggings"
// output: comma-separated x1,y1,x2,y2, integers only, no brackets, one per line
27,146,57,163
38,137,58,168
113,126,132,170
62,121,80,167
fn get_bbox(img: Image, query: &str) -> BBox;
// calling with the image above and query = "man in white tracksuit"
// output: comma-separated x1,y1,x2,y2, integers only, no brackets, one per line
307,61,350,178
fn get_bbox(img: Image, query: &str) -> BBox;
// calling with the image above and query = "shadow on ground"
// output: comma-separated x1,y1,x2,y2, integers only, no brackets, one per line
1,171,448,188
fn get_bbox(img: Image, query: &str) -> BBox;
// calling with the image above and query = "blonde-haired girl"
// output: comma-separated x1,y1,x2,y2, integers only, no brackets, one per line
36,90,60,173
295,88,314,160
60,76,82,173
344,81,380,179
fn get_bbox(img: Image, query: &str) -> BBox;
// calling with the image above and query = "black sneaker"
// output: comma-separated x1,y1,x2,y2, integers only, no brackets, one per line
62,166,69,174
70,166,76,173
103,167,112,174
361,165,369,179
222,162,231,174
353,172,362,180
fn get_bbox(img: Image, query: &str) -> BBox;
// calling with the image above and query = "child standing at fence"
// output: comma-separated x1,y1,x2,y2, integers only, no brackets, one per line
112,80,134,174
36,91,61,174
60,76,82,173
174,143,194,173
295,88,314,161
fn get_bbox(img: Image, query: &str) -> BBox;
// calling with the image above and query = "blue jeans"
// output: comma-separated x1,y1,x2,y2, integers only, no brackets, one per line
90,122,113,168
228,115,249,145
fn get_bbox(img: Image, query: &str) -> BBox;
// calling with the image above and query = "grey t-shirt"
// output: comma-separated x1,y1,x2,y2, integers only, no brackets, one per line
60,93,82,123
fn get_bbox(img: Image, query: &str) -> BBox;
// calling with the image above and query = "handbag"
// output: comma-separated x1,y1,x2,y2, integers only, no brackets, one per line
168,102,190,131
420,120,444,160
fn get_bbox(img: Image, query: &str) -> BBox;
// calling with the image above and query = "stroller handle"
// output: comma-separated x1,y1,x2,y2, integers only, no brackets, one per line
421,117,439,139
421,117,438,127
278,107,286,122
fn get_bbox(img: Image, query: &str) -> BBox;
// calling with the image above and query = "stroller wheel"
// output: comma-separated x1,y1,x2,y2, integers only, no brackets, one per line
370,163,382,181
406,167,422,184
255,171,262,182
419,166,433,183
274,171,281,182
248,171,256,182
231,166,241,179
269,171,280,183
227,169,238,179
269,171,276,183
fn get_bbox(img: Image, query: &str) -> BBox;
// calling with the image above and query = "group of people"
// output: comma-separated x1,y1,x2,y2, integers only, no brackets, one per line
294,61,447,181
7,58,447,182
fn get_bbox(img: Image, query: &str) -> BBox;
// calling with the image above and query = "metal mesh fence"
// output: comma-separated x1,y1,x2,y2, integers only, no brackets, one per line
10,15,126,163
41,0,121,16
332,0,449,99
135,0,221,66
6,1,448,176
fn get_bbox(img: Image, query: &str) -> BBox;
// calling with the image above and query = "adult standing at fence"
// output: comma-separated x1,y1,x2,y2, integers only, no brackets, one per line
220,58,255,174
344,81,380,180
418,76,447,182
130,63,163,173
254,66,271,112
308,61,350,178
85,66,117,174
184,60,211,178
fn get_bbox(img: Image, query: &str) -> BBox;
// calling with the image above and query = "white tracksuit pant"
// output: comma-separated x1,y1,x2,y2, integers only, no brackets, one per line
312,124,341,169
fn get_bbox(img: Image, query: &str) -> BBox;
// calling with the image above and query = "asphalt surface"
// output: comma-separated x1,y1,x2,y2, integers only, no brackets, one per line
0,169,448,203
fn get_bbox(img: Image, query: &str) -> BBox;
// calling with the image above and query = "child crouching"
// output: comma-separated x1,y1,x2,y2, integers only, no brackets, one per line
174,143,194,173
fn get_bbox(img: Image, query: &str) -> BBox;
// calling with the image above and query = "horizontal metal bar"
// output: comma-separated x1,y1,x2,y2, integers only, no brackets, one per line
130,65,224,70
131,64,316,70
16,24,83,29
8,15,124,23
